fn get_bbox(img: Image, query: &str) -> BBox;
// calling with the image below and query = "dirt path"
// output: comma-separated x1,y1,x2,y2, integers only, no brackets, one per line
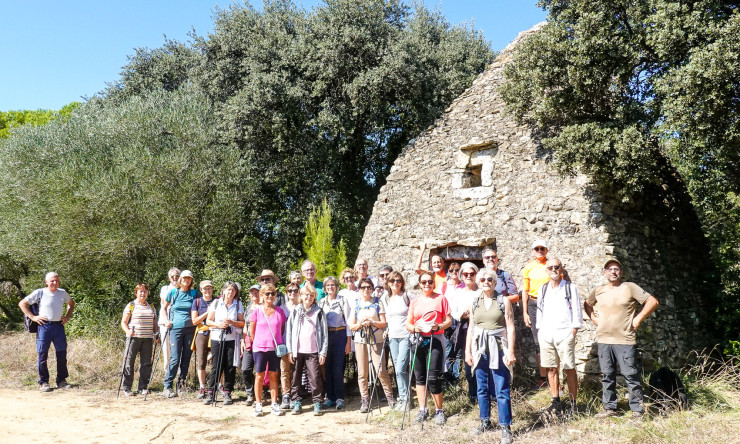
1,388,397,443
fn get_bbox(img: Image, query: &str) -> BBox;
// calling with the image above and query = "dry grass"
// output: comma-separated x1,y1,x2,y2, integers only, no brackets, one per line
2,332,739,443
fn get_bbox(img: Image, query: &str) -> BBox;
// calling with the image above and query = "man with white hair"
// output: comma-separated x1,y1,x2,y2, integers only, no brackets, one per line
19,272,76,392
158,267,180,370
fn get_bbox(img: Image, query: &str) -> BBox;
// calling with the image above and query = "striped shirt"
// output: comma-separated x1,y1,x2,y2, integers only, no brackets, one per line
123,301,157,338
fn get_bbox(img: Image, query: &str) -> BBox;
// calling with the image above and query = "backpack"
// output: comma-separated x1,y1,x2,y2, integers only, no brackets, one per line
354,296,381,322
539,281,573,316
24,289,44,333
472,292,505,316
648,367,689,411
495,269,510,296
382,291,410,308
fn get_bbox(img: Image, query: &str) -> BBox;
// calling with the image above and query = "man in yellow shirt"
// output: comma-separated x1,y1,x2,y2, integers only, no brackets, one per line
522,239,550,387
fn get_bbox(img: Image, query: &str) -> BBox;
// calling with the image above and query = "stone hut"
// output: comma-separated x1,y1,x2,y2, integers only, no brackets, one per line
357,24,711,377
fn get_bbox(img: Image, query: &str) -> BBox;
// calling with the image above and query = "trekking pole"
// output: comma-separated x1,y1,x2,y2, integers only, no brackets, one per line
421,333,433,431
117,326,135,398
145,327,169,401
212,327,227,407
365,327,387,423
401,332,420,430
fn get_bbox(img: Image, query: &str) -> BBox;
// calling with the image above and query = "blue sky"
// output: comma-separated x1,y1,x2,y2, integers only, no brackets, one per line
2,1,547,110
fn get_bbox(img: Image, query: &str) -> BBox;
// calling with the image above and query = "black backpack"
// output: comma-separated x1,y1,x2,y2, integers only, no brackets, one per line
648,367,689,411
24,289,43,333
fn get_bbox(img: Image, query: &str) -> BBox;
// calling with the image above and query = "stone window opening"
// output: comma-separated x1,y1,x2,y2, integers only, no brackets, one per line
452,141,498,198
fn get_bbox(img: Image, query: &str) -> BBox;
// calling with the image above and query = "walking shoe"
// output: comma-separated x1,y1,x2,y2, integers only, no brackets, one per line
313,402,323,416
223,391,233,405
322,399,335,409
280,393,291,410
162,388,177,398
57,380,71,389
254,402,263,416
291,401,302,415
139,389,149,396
203,393,214,405
245,394,255,406
40,383,51,392
595,408,619,418
271,403,284,416
196,387,207,399
434,409,446,426
336,399,345,410
415,409,428,423
473,419,493,435
123,389,134,397
394,401,407,412
359,397,369,413
501,426,513,444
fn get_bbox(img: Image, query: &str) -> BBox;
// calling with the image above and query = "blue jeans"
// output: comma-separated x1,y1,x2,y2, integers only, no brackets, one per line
325,329,347,402
164,326,195,389
389,336,411,403
36,322,68,385
475,350,512,426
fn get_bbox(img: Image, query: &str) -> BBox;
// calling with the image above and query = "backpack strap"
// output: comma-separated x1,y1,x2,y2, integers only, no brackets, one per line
128,301,135,315
402,291,410,307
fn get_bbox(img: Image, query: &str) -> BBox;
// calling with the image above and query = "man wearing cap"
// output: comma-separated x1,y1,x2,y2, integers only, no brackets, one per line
19,272,75,392
158,267,180,370
522,239,550,387
257,270,285,306
300,260,326,301
585,259,659,419
537,258,582,415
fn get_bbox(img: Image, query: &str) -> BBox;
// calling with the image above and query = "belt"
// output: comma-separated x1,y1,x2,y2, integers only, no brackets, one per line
45,321,63,325
328,326,346,332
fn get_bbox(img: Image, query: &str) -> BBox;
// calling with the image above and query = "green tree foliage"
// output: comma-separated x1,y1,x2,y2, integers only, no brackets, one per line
502,1,740,342
302,198,346,280
0,102,80,139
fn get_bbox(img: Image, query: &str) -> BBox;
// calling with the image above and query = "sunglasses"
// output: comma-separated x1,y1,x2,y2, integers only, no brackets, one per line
547,265,561,271
483,255,497,260
343,276,354,280
479,277,495,283
378,273,389,278
448,268,460,273
264,292,276,296
259,277,272,282
287,289,299,293
462,272,476,278
389,278,402,283
534,247,547,252
419,280,434,285
359,285,373,290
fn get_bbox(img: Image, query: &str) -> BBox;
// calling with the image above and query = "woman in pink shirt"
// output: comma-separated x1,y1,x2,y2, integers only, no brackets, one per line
248,283,287,416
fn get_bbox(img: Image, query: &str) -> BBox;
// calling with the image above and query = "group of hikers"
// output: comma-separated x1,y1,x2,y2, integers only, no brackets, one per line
19,238,660,443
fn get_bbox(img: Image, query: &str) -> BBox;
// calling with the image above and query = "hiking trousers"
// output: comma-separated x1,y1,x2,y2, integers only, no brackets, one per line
36,322,68,385
209,339,236,393
122,337,153,391
355,340,393,400
291,352,323,404
598,343,644,412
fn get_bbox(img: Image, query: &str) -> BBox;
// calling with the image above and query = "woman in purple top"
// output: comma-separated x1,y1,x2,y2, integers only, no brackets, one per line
248,283,287,416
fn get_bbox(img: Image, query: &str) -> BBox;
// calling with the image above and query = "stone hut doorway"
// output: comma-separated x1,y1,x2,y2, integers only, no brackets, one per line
430,242,495,272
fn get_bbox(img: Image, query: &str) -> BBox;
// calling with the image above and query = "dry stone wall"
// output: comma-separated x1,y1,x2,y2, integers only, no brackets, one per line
357,25,711,378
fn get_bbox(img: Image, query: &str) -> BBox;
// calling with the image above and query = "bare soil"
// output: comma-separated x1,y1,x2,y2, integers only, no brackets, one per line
1,387,395,443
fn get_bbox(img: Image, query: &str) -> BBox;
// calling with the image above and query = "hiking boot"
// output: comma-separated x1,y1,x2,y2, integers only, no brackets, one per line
322,399,335,409
123,389,134,397
291,401,302,415
336,399,346,410
139,389,149,396
196,387,207,399
223,391,233,405
434,410,446,426
162,388,177,398
394,400,407,412
40,382,51,392
271,403,284,416
313,402,323,416
415,410,428,423
57,380,70,389
280,393,291,410
546,398,563,416
595,408,619,418
387,396,397,409
245,394,255,406
501,426,513,444
473,419,493,435
360,397,369,413
254,402,263,416
203,393,214,405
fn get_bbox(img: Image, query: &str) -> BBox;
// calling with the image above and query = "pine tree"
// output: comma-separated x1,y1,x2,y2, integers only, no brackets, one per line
302,198,346,280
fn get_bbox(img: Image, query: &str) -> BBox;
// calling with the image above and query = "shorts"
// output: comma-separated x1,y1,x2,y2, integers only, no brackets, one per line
539,332,576,369
253,350,280,373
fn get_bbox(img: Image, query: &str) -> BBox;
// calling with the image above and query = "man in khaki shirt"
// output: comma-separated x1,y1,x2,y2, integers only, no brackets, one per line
584,259,659,418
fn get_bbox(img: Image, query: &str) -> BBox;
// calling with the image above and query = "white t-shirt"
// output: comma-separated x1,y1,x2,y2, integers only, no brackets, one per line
208,298,244,342
452,288,481,322
158,284,175,326
537,280,582,342
25,288,71,321
384,292,415,339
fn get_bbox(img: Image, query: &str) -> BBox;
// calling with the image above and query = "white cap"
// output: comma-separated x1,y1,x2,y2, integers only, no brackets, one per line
531,239,548,250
